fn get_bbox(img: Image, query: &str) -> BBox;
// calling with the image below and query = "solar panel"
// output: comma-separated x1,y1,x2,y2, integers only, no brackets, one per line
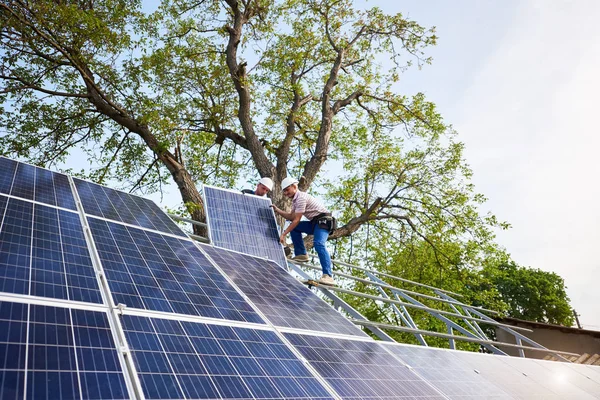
381,343,512,399
203,186,288,268
285,333,445,399
0,301,130,399
121,314,335,399
74,178,184,236
497,355,599,399
88,217,264,323
0,196,103,303
0,156,77,210
450,351,562,398
200,244,367,338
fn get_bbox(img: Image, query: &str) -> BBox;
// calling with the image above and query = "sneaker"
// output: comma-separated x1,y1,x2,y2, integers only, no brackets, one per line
290,254,310,262
318,274,336,286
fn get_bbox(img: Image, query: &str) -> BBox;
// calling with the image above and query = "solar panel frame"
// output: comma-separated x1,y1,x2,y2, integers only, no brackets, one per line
73,177,186,237
199,243,368,338
380,342,514,399
0,156,77,211
0,300,132,400
86,216,265,324
121,313,336,400
203,185,288,269
0,195,103,304
284,332,446,399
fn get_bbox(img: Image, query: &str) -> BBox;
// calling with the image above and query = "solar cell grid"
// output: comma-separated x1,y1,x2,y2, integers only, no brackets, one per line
88,217,263,323
381,344,512,399
204,186,288,269
74,178,184,236
0,196,102,303
122,314,335,400
285,333,445,399
0,301,130,400
200,244,366,338
0,157,77,210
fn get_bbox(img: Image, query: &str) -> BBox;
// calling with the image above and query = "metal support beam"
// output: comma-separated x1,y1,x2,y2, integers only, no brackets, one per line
351,320,581,358
287,262,396,342
167,213,208,228
435,291,571,362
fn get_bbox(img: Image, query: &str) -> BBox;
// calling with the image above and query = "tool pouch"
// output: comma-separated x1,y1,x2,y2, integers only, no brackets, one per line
315,215,337,233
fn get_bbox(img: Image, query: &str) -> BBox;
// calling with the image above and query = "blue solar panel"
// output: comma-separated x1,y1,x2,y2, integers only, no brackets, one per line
204,186,288,269
74,178,184,236
0,156,77,210
200,244,367,338
0,196,102,303
121,314,334,399
381,343,512,399
88,217,263,323
285,333,445,399
0,301,130,399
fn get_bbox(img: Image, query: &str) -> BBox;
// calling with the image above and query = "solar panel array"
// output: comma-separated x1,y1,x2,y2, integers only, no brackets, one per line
2,156,600,400
203,186,288,268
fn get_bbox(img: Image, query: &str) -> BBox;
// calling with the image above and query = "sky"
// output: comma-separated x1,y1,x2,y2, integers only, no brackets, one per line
377,0,600,329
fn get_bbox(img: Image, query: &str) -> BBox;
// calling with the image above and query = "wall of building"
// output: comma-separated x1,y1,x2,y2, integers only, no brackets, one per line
495,321,600,359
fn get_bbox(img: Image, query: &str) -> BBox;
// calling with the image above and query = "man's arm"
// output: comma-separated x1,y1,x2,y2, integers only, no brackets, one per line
271,205,295,220
279,212,303,245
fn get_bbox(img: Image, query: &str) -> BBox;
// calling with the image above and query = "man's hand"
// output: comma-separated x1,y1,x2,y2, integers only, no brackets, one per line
270,204,280,215
279,232,287,245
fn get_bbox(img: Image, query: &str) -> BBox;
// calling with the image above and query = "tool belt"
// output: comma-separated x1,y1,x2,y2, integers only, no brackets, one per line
311,212,337,233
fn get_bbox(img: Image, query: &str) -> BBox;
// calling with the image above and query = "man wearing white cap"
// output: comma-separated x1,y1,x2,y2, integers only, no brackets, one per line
271,177,336,285
242,177,273,197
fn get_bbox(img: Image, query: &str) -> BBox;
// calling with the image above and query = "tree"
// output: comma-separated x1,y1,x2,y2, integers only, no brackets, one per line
0,0,506,253
481,262,574,326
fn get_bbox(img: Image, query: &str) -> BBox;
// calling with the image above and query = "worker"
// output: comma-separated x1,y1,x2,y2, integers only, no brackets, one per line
271,177,336,285
242,177,273,197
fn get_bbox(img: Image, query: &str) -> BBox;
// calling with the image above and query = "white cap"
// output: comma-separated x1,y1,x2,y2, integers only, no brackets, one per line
281,177,299,190
258,177,273,191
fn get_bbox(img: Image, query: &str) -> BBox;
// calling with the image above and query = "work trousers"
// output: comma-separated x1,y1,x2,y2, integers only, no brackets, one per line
290,221,332,276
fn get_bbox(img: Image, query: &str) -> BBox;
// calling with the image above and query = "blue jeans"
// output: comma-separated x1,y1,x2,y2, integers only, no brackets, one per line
290,221,332,276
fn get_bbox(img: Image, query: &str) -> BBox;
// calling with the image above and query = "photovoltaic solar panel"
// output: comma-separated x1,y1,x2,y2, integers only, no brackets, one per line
203,186,288,269
450,351,564,399
381,343,512,399
496,355,599,399
74,177,184,236
285,333,445,399
88,217,264,323
0,301,130,399
0,156,77,210
121,314,334,400
200,244,366,337
0,195,103,303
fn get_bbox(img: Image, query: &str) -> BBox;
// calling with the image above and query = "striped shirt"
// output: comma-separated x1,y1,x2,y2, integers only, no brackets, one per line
292,190,329,220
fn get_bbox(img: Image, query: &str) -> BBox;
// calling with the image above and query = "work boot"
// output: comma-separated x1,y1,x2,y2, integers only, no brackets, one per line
318,274,335,286
289,254,309,262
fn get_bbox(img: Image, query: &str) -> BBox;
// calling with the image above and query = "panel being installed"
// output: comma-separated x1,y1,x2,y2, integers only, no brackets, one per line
285,333,445,399
0,301,130,399
121,314,335,400
74,177,184,236
88,217,264,324
201,244,366,338
204,186,287,269
0,195,103,304
381,343,512,399
0,156,77,210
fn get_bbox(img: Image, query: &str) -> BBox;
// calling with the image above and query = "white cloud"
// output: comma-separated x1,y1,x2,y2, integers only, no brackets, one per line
454,1,600,328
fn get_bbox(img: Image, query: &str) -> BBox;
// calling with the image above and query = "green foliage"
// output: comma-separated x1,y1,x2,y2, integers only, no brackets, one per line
481,262,574,326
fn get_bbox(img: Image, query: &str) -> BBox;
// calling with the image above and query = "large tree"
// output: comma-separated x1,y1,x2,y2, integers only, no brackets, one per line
0,0,505,254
